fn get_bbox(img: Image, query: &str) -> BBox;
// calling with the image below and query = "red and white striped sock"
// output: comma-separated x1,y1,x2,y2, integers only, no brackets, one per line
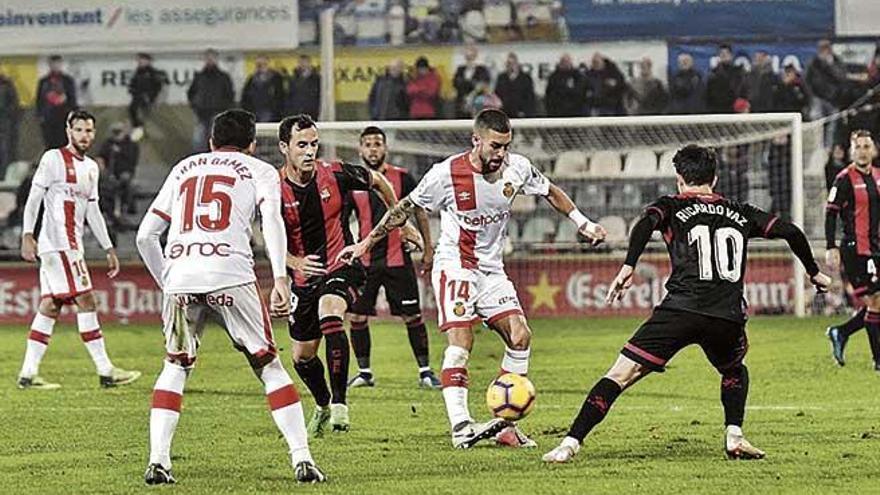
441,345,472,428
262,358,313,465
19,313,56,378
501,346,530,376
149,360,188,469
77,312,114,376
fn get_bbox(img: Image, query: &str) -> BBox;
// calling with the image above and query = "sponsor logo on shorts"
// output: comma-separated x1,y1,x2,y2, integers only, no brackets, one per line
176,293,235,307
498,295,518,306
453,301,466,317
168,241,232,259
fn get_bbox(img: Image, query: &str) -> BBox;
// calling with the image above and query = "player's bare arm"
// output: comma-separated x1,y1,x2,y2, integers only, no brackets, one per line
369,168,423,251
543,182,606,246
414,206,434,276
337,196,420,264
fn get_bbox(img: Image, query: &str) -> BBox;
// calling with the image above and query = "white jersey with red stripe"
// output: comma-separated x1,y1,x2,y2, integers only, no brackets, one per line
31,147,101,255
147,150,281,293
410,151,550,274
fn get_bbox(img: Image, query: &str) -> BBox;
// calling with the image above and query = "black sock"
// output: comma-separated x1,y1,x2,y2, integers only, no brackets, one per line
349,320,371,371
321,316,349,404
567,377,623,442
406,317,430,369
720,365,749,427
293,356,331,407
839,307,867,338
864,311,880,363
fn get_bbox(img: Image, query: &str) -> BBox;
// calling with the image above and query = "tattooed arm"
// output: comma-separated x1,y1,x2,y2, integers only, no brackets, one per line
337,196,420,264
414,206,434,275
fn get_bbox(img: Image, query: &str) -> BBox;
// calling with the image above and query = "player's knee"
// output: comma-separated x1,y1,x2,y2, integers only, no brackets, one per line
318,294,347,317
292,342,318,363
76,292,97,312
350,313,369,324
508,324,532,350
605,359,647,388
442,345,470,369
39,299,61,319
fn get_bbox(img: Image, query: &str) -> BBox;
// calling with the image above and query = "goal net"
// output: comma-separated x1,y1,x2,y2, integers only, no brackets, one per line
256,113,824,318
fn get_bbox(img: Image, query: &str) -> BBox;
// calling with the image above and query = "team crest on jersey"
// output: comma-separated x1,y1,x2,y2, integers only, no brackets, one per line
453,301,466,317
320,186,331,202
502,182,515,198
81,275,89,287
457,191,471,202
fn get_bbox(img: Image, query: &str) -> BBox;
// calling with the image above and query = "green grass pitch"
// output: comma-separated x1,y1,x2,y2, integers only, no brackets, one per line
2,316,880,494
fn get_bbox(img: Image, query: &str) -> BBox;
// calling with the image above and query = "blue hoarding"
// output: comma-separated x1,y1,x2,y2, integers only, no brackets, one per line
667,41,819,80
563,0,834,41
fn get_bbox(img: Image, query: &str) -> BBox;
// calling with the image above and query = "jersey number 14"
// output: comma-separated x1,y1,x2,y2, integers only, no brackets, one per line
688,225,744,283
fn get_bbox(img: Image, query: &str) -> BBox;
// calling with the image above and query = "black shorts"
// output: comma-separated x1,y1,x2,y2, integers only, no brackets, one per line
349,265,421,317
620,308,748,373
840,246,880,297
288,264,366,342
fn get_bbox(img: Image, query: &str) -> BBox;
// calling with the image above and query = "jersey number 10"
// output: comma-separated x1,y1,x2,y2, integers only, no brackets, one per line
179,175,237,233
688,225,744,283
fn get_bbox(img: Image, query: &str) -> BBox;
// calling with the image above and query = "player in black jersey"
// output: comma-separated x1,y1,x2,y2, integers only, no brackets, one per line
345,126,440,389
825,130,880,368
543,145,830,464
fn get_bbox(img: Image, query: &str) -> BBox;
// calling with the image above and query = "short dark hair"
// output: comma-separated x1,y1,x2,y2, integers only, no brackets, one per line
49,54,63,63
66,109,95,127
279,114,317,144
851,129,873,141
673,145,717,186
360,126,386,143
719,43,732,52
211,109,256,149
474,108,511,134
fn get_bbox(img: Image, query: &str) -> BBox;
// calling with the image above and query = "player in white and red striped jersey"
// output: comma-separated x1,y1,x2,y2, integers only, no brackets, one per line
136,109,325,485
17,110,141,391
337,109,607,449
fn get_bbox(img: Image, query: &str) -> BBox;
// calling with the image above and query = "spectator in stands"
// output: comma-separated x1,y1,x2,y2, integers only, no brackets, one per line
465,80,503,117
407,56,442,119
127,53,165,142
241,55,285,123
706,44,745,113
96,122,140,222
369,60,409,120
806,39,849,118
545,54,586,117
774,64,808,115
287,55,321,119
625,56,668,115
583,52,627,116
187,49,234,152
825,143,847,191
669,53,705,114
36,55,77,149
0,64,20,178
744,50,778,113
453,44,491,118
494,52,535,118
716,98,751,203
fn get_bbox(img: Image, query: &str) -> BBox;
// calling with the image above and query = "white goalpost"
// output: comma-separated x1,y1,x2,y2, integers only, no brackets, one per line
257,112,815,317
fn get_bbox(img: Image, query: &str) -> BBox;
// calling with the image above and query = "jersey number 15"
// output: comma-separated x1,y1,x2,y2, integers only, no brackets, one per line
179,175,236,233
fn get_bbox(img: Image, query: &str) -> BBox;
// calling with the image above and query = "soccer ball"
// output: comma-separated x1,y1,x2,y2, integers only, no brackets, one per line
486,373,536,421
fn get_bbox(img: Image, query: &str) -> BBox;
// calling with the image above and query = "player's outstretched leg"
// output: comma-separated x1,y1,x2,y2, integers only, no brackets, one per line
491,314,536,447
293,350,332,438
348,318,375,388
720,364,765,459
864,309,880,370
18,310,60,390
405,315,439,388
145,359,189,484
827,307,865,366
320,315,351,431
544,355,646,463
259,357,326,483
75,299,141,387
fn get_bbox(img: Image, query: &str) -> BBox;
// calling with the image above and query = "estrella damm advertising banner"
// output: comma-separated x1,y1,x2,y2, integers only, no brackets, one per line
247,46,455,104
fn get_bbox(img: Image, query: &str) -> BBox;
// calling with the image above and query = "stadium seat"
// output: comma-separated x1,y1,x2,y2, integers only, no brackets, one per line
658,150,677,177
598,215,628,243
0,192,15,222
555,219,579,243
588,151,622,177
624,150,658,177
554,150,589,178
519,216,556,244
484,0,513,26
2,160,31,186
511,193,536,213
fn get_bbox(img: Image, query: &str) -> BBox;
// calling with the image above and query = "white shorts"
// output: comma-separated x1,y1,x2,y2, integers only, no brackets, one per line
162,283,277,368
431,265,523,332
39,250,93,301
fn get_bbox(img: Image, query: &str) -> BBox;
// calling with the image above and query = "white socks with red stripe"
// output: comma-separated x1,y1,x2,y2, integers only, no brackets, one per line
19,313,56,378
150,360,188,469
441,345,472,428
501,347,530,375
77,312,114,376
262,358,313,466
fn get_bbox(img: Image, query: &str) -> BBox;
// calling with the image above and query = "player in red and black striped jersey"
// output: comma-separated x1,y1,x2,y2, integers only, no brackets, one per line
825,130,880,368
543,145,830,464
278,114,421,436
345,126,440,390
